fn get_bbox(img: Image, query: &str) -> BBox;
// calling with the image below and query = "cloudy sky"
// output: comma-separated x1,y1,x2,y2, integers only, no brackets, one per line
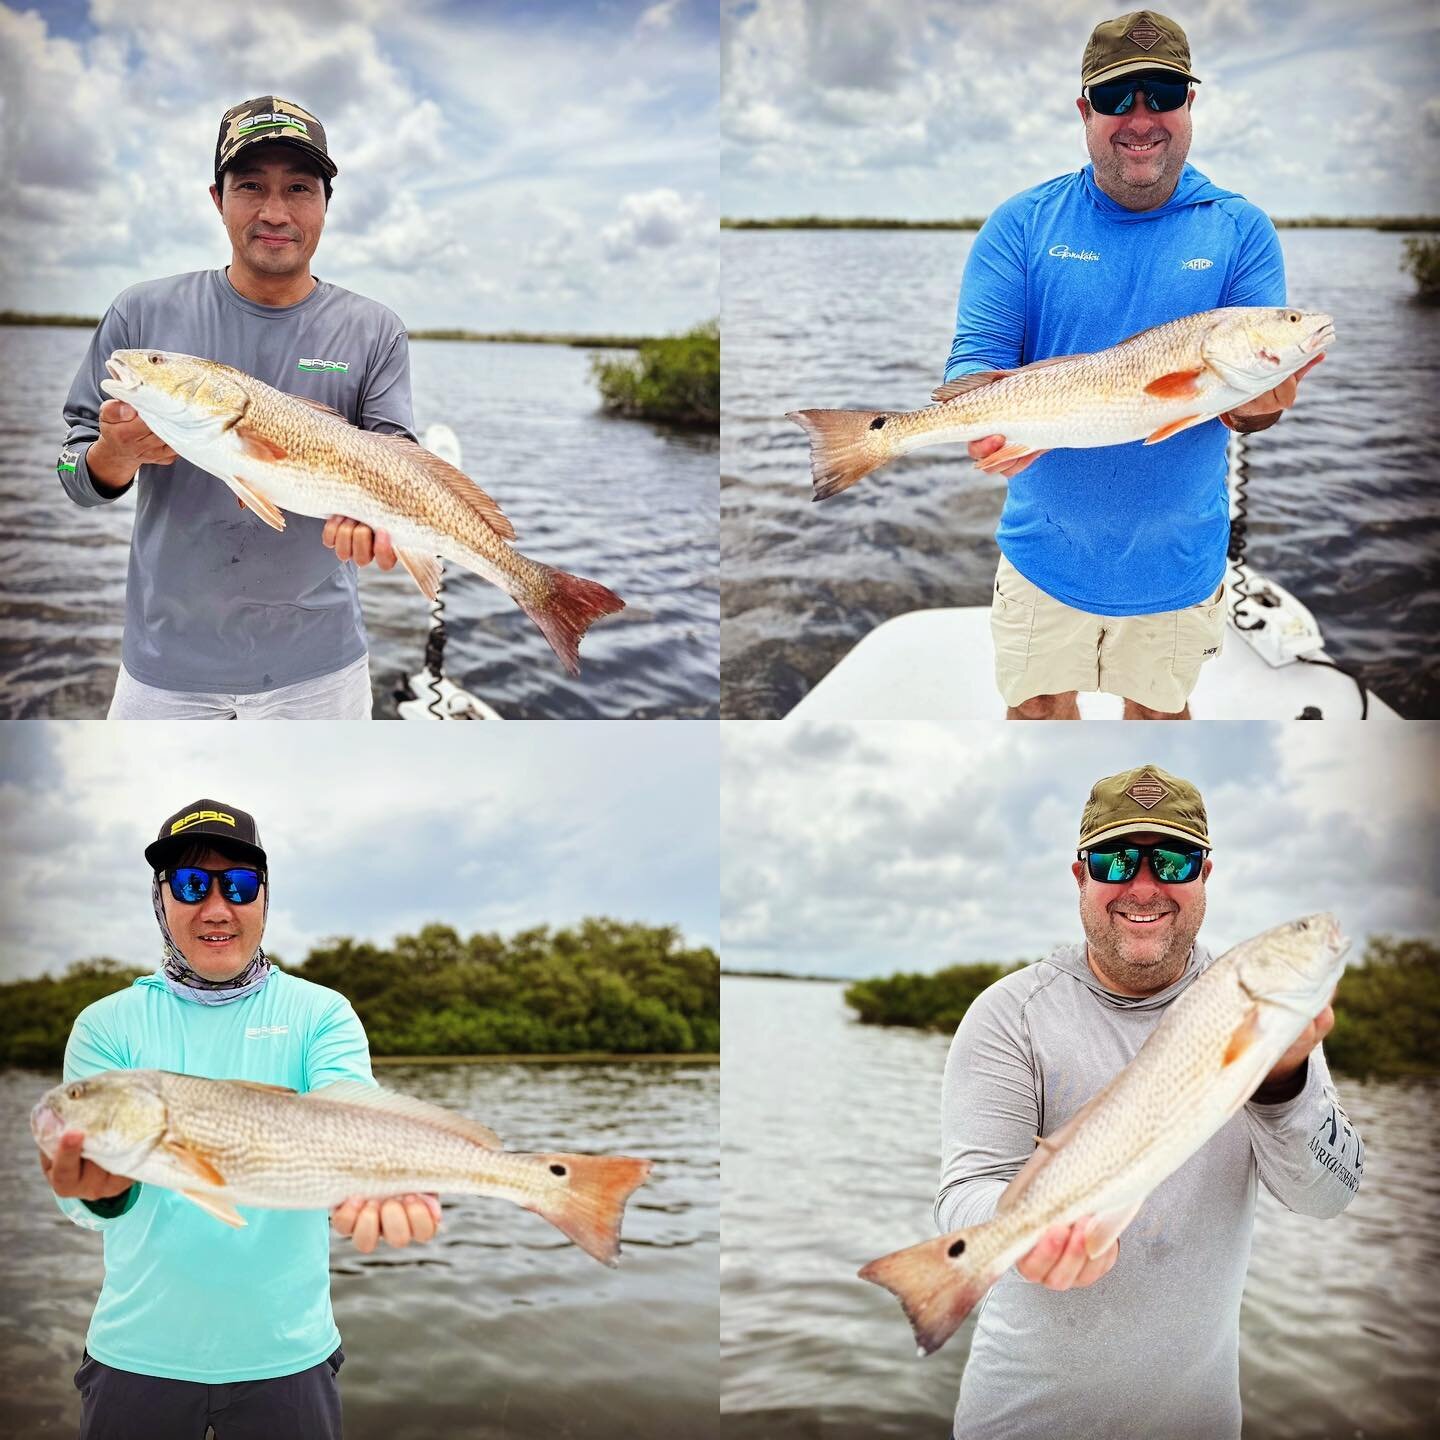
722,0,1440,218
1,0,717,333
0,722,718,982
722,721,1440,977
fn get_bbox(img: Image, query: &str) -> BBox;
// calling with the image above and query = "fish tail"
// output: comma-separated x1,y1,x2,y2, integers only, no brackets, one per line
518,568,626,677
858,1224,1005,1357
529,1153,653,1266
786,408,894,501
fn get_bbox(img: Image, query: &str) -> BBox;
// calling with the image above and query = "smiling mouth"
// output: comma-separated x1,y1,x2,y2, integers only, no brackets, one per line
1117,138,1165,154
197,934,239,945
1115,911,1173,925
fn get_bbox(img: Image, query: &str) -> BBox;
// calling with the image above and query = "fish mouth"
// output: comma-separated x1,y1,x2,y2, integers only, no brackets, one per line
102,357,140,393
30,1101,63,1157
1302,320,1336,355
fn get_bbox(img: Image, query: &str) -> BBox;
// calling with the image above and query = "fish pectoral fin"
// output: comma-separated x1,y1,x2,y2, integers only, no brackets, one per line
1143,414,1208,445
395,548,443,602
1082,1199,1144,1259
974,442,1047,474
162,1137,227,1187
1223,1005,1262,1066
302,1079,503,1149
179,1189,246,1228
1143,367,1206,399
235,422,288,462
230,476,287,531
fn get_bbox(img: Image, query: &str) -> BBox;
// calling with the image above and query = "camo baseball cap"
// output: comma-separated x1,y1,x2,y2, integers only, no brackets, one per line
1081,10,1201,88
1078,764,1211,851
214,96,337,186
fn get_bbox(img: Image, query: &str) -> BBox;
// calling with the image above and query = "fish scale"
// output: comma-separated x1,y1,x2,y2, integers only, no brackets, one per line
32,1069,653,1266
788,305,1336,501
858,913,1348,1355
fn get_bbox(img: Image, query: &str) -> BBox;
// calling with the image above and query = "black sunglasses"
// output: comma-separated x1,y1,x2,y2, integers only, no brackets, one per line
1086,75,1190,116
160,866,263,905
1079,843,1206,885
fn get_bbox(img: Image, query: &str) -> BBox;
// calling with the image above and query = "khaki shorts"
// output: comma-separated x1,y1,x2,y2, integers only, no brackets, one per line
990,554,1227,713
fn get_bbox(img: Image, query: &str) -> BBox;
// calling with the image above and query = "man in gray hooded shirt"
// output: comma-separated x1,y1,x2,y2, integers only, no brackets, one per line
937,763,1361,1440
57,96,414,718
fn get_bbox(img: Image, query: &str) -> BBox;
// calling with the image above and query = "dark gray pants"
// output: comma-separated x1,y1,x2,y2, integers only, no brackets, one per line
74,1348,343,1440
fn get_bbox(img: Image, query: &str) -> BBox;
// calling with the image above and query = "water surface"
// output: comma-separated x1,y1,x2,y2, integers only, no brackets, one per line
721,228,1440,718
720,975,1436,1439
1,1060,718,1438
0,330,718,718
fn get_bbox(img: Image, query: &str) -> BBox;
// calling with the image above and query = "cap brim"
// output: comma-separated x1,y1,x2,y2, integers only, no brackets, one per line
1080,821,1210,851
145,834,268,871
1084,60,1200,88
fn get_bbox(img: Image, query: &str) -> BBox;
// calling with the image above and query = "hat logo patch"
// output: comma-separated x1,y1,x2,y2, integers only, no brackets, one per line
1126,23,1162,50
1126,777,1169,810
170,809,236,835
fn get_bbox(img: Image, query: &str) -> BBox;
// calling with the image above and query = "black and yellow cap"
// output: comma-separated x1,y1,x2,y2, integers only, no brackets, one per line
1078,764,1211,851
1081,10,1201,89
214,96,336,187
144,800,267,872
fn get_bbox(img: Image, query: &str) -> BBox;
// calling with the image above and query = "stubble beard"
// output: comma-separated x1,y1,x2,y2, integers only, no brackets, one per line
1082,900,1204,995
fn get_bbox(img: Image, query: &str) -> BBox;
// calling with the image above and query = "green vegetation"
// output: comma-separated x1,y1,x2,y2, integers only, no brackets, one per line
842,937,1440,1081
408,328,650,348
845,962,1023,1031
1399,237,1440,302
0,309,99,327
590,320,719,429
0,919,719,1069
722,215,1440,232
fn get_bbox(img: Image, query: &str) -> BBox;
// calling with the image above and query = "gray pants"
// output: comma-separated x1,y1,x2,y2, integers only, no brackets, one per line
74,1348,344,1440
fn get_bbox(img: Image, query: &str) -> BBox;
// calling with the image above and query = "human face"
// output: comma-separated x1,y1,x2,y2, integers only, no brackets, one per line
1071,830,1212,995
160,846,266,981
209,145,326,287
1077,76,1194,211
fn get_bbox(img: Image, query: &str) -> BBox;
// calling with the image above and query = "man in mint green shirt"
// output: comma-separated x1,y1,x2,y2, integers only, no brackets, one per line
38,798,441,1439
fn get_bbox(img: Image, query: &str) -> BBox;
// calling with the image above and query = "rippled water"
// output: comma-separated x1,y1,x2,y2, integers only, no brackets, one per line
720,975,1437,1440
720,228,1440,718
0,329,718,719
0,1060,718,1439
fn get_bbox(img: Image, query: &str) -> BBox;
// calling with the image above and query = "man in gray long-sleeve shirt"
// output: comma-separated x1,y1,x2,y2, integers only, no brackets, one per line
58,95,415,718
937,762,1361,1440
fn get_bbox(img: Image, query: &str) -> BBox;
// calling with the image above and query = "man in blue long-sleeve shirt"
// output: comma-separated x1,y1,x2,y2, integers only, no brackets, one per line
946,10,1322,720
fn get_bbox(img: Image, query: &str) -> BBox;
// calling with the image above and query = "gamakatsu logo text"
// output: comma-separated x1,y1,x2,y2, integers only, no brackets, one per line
1049,244,1100,261
297,358,349,372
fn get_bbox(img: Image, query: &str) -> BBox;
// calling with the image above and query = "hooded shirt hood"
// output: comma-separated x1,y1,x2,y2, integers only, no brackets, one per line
1043,940,1214,1011
1080,161,1240,222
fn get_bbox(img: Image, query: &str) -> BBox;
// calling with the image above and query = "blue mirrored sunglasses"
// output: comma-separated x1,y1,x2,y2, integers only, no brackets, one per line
161,866,263,905
1086,75,1190,116
1079,843,1205,885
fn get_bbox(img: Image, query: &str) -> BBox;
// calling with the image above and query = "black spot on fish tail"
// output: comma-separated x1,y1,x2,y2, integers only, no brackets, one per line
948,1238,966,1258
869,415,888,430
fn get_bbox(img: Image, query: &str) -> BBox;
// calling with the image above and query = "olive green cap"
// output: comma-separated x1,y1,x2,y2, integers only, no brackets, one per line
215,96,336,187
1078,763,1211,851
1081,10,1201,89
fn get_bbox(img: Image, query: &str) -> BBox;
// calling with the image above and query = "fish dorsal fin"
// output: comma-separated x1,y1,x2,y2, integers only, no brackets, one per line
295,396,348,420
228,1080,298,1094
931,352,1081,404
996,1091,1107,1214
931,370,1014,403
366,434,518,542
302,1080,502,1149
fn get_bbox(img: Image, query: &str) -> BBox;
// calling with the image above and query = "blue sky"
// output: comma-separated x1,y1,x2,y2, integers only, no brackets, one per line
0,722,719,981
0,0,717,332
722,721,1440,977
722,0,1440,218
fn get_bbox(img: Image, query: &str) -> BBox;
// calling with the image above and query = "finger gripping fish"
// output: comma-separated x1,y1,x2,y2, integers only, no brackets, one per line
100,351,624,675
858,913,1348,1355
32,1070,652,1267
787,306,1335,501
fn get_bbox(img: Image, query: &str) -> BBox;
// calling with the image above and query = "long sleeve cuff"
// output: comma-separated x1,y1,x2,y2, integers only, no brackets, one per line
57,1184,141,1230
61,442,133,507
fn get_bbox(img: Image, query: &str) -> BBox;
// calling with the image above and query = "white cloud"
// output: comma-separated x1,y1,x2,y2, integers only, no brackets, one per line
601,188,704,259
638,1,682,34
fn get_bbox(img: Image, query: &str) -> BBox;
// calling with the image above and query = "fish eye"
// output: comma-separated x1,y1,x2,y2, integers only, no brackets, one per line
149,354,165,364
1288,313,1299,322
66,1082,85,1099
